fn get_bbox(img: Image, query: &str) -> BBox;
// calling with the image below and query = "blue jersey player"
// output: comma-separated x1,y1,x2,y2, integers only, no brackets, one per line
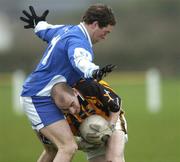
20,4,116,162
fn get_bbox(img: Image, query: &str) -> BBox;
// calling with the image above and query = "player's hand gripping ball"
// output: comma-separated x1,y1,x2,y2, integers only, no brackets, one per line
79,115,113,145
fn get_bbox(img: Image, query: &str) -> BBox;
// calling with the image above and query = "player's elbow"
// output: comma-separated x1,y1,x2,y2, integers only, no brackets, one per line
109,96,121,112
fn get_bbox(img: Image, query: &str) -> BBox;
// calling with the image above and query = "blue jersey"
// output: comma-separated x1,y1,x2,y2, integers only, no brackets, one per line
21,22,99,97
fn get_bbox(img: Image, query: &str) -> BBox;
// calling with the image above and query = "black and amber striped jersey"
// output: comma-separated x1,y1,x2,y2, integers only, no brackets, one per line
65,79,122,136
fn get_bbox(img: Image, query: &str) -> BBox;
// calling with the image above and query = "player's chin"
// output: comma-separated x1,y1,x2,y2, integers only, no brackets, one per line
99,37,105,42
94,38,104,44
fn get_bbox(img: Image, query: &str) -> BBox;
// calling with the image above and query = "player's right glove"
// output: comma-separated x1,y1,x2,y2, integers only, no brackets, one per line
20,6,49,29
92,64,116,81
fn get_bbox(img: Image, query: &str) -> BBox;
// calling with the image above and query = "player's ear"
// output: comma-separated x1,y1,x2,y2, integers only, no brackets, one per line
72,88,79,96
92,21,99,30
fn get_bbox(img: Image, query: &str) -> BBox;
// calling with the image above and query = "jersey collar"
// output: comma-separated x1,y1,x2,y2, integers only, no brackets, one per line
78,22,92,47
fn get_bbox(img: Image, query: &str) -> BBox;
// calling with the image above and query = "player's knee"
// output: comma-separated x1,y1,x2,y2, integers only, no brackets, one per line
42,146,57,160
66,141,78,155
58,141,78,156
68,142,78,154
45,146,57,156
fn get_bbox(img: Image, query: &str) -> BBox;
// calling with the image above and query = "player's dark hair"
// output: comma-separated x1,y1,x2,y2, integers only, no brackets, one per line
81,4,116,28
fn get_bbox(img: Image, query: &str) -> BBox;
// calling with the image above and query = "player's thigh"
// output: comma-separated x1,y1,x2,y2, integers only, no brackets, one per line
40,119,76,148
21,96,76,148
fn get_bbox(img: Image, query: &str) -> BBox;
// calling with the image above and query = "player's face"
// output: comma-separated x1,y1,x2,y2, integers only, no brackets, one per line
60,92,80,115
92,24,114,44
68,95,80,114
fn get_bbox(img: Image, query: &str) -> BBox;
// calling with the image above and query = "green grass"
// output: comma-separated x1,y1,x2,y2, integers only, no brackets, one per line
0,73,179,162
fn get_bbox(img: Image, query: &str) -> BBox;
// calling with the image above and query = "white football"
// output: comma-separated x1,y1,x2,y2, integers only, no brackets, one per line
79,115,112,145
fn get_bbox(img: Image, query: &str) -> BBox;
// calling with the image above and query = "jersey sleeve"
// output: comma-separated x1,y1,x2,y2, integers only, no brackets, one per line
67,38,99,78
75,79,121,113
34,21,65,43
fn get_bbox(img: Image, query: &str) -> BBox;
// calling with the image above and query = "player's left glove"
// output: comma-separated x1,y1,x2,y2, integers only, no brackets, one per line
92,64,116,81
20,6,49,29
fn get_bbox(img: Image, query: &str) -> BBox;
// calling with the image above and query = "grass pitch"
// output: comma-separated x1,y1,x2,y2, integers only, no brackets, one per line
0,73,179,162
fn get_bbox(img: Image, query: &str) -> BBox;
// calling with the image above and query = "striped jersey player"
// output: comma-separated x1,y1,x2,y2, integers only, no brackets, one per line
67,79,128,138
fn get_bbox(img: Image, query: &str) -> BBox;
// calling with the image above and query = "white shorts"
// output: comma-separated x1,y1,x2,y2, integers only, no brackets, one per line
21,96,65,131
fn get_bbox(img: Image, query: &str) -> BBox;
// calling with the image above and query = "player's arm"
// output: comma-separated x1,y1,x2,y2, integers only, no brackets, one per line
20,6,64,43
34,22,65,43
67,40,115,81
68,41,99,78
109,111,120,129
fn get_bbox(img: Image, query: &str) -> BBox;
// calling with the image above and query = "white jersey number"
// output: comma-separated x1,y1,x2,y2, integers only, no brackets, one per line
41,35,61,65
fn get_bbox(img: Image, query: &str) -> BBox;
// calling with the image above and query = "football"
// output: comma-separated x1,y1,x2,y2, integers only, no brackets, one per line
79,114,112,145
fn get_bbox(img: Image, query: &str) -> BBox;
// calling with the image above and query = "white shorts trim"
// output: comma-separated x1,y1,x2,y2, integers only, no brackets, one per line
21,96,44,131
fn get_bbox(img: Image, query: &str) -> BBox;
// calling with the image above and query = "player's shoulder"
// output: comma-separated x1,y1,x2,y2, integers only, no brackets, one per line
65,25,86,40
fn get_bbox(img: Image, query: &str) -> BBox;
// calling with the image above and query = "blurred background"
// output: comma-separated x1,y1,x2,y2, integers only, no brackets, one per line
0,0,179,162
